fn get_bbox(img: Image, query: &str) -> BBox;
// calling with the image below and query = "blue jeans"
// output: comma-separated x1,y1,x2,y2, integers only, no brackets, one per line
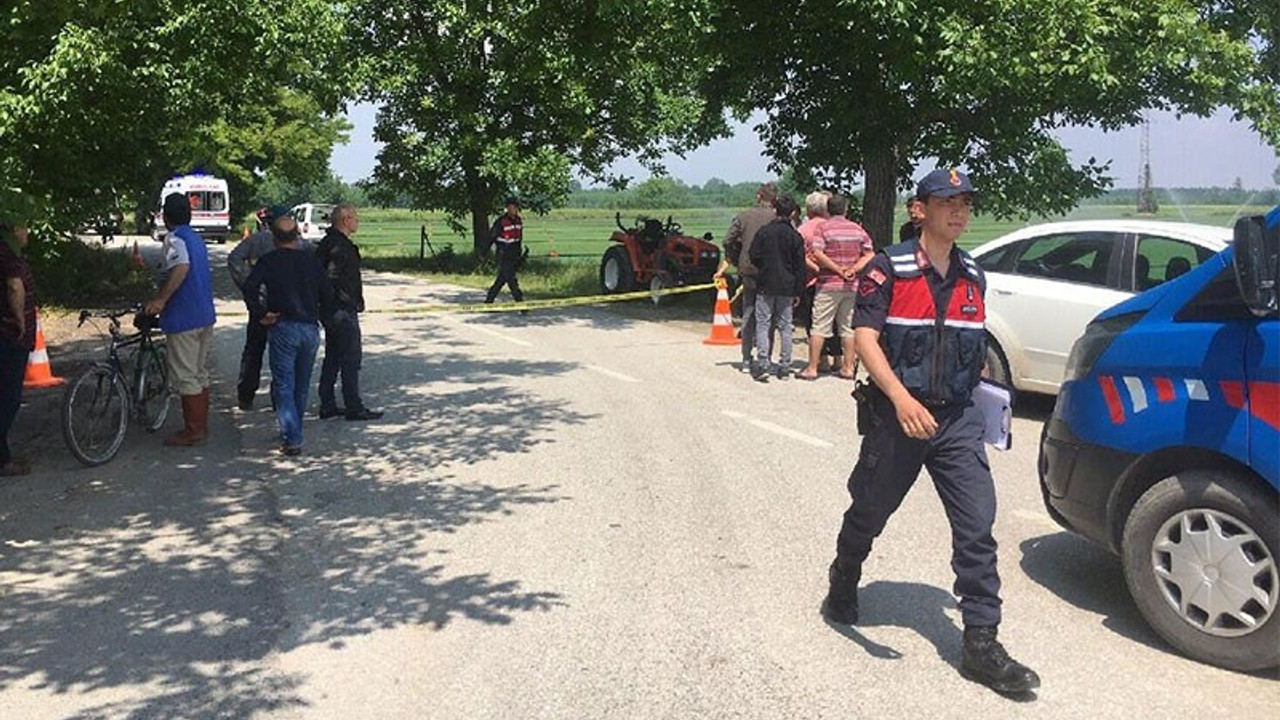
269,320,320,448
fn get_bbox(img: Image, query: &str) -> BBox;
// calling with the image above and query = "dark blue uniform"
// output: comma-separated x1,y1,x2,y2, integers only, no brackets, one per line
486,214,524,303
833,239,1002,628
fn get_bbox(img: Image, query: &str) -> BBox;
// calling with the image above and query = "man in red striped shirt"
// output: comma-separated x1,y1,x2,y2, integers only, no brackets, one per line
801,194,874,380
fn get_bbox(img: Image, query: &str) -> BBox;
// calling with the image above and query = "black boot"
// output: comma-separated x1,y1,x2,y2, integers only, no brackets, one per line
820,560,860,625
960,626,1041,694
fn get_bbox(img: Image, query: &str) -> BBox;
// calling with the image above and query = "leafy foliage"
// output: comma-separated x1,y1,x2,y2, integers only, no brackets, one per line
348,0,716,253
702,0,1280,246
0,0,348,233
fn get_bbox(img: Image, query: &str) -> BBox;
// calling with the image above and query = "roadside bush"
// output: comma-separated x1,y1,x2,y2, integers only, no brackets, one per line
26,236,155,308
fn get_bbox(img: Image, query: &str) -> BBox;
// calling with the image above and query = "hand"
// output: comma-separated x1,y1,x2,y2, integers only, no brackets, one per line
840,266,858,280
260,312,280,326
894,395,938,439
144,299,164,316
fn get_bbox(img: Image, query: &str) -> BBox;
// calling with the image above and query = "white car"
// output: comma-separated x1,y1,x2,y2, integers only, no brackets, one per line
971,219,1231,395
291,203,335,242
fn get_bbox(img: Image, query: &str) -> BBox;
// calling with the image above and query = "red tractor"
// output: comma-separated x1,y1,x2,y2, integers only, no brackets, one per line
599,213,724,303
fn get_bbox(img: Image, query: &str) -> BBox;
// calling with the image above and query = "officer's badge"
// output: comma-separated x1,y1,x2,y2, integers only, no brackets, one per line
859,269,886,297
961,304,979,316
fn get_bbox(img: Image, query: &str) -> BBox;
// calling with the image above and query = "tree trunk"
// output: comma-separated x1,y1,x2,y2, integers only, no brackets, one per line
465,167,491,257
861,146,900,251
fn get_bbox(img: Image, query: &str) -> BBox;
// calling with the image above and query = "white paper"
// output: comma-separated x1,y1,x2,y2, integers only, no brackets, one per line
973,379,1013,451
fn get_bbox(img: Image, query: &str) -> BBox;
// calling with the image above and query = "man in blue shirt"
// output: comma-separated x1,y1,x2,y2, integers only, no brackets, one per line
243,216,333,455
146,193,216,447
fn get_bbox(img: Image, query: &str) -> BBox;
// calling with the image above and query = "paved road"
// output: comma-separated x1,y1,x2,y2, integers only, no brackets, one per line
1,240,1275,718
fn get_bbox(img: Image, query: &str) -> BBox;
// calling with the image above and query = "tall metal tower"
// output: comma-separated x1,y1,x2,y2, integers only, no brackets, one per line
1137,118,1158,214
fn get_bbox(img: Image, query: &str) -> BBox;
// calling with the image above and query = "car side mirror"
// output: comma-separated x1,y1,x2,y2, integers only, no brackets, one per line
1233,209,1280,317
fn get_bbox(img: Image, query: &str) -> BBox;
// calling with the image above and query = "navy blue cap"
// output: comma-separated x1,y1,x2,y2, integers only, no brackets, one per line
916,168,974,199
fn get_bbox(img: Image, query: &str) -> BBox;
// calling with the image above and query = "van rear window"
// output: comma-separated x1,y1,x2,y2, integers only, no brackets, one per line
185,191,228,213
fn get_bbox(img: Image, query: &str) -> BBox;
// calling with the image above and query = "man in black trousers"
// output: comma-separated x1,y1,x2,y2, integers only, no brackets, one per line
316,203,383,421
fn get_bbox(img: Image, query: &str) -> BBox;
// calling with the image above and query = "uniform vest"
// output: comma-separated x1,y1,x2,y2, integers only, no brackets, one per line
880,240,987,406
494,215,523,245
161,225,216,334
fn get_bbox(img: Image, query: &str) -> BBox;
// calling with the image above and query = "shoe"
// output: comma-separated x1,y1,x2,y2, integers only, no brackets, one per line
751,365,770,383
345,407,384,421
319,405,345,420
165,390,209,447
774,368,791,380
960,626,1041,694
237,396,254,411
0,460,30,477
820,560,860,625
279,444,302,457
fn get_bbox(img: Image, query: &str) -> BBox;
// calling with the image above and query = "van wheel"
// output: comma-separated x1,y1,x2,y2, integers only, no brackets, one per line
1122,470,1280,671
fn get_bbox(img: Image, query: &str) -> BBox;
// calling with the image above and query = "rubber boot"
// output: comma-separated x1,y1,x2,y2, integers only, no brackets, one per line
820,560,860,625
960,626,1041,694
164,389,209,447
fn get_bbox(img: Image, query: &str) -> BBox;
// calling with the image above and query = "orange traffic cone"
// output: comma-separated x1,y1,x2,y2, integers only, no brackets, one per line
132,240,143,268
23,310,65,388
702,278,740,346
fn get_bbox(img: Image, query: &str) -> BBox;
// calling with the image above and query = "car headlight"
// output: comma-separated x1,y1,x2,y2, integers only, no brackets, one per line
1062,312,1145,383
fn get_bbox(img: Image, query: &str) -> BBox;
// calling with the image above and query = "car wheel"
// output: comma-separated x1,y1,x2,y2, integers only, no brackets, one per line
984,335,1011,387
1121,469,1279,671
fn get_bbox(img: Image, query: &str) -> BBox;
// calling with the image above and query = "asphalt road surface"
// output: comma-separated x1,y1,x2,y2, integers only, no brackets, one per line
1,239,1275,719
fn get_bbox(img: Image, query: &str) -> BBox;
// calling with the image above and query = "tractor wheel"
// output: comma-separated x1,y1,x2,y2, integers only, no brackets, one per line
649,271,672,305
600,246,636,294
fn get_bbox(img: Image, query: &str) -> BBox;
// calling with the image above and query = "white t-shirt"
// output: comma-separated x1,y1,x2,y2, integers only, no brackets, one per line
163,230,191,270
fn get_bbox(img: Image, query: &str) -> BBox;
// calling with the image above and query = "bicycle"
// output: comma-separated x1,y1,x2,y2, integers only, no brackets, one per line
61,305,173,466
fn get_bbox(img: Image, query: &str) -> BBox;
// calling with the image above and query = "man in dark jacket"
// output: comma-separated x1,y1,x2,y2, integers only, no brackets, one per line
316,203,382,421
746,194,807,381
485,197,525,308
243,216,333,455
715,182,778,370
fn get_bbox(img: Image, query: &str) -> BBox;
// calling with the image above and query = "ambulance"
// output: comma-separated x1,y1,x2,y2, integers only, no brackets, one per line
152,173,232,244
1039,206,1279,671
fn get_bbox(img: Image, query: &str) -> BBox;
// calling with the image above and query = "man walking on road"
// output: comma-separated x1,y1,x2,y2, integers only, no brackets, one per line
746,194,806,381
228,204,309,411
485,197,526,309
820,169,1041,696
715,182,777,371
316,203,383,422
146,193,217,447
242,216,332,455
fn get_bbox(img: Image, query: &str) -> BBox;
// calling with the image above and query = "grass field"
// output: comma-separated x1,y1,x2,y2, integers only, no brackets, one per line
356,203,1273,301
358,203,1272,260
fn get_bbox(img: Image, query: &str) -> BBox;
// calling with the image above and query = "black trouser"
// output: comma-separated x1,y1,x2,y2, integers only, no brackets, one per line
0,341,28,467
835,396,1002,627
236,315,269,404
486,245,523,303
319,310,363,412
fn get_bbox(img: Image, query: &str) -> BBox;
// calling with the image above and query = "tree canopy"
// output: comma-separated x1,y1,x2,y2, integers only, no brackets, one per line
348,0,715,253
0,0,349,233
702,0,1280,247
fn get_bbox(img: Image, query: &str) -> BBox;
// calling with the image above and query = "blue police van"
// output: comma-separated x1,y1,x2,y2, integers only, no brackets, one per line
1039,206,1279,672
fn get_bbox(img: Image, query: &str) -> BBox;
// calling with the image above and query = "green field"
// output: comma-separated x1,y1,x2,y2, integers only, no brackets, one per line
358,204,1272,260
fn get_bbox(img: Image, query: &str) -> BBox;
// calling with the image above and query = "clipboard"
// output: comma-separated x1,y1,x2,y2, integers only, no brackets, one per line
973,378,1013,451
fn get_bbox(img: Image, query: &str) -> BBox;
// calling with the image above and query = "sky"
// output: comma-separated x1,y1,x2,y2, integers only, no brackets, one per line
331,103,1279,191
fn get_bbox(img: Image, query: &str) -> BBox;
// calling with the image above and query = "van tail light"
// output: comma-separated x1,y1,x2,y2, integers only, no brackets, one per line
1062,312,1145,383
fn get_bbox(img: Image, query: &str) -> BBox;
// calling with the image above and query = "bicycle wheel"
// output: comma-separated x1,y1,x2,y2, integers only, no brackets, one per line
135,344,172,432
62,364,130,466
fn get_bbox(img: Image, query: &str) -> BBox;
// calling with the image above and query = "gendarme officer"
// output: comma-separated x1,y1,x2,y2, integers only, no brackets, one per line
485,197,526,308
821,168,1040,695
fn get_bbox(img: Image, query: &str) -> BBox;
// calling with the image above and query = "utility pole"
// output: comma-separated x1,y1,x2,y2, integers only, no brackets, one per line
1137,118,1158,215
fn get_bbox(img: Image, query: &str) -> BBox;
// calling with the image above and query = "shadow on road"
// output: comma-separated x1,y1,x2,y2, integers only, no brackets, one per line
824,581,961,665
0,318,585,716
1018,532,1165,651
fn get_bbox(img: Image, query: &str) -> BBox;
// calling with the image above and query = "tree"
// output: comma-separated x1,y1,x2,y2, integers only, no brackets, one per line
348,0,714,254
0,1,349,235
702,1,1280,247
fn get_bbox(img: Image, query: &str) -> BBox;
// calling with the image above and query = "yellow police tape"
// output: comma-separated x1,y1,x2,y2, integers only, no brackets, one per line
219,281,720,318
